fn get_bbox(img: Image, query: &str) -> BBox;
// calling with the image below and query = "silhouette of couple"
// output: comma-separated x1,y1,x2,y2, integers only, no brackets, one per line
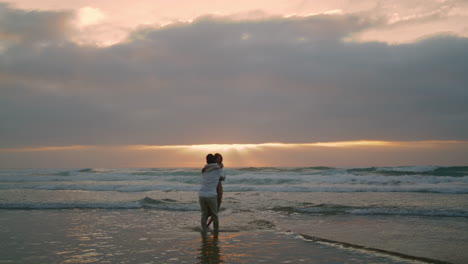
198,153,225,233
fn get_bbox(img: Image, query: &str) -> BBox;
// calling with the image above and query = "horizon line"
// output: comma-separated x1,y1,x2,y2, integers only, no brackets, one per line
1,140,466,152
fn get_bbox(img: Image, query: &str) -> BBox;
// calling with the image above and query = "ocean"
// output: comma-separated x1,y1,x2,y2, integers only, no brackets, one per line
1,166,467,263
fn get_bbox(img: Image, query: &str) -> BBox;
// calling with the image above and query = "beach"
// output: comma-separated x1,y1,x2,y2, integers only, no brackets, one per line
2,2,468,261
1,167,467,263
0,208,447,264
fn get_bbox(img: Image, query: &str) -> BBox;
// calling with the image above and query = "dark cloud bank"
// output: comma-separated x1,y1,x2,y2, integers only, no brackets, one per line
1,3,468,148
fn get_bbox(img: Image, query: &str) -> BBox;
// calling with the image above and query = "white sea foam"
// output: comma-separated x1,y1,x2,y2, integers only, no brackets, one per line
1,167,467,194
1,197,467,218
0,202,143,210
1,182,467,194
375,166,439,172
293,204,468,217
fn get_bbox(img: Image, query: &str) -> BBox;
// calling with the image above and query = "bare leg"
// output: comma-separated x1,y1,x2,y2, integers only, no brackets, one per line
207,197,219,233
199,197,210,233
207,182,223,228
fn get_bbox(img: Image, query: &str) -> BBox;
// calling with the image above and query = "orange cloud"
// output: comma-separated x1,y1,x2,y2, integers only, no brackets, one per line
0,145,96,152
9,0,467,45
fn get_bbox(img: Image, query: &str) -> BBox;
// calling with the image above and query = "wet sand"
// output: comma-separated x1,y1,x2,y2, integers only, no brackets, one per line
1,191,468,263
276,215,466,264
1,209,429,264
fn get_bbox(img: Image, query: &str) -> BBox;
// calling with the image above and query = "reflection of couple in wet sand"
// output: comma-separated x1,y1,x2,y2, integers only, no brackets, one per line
198,153,225,233
198,232,222,263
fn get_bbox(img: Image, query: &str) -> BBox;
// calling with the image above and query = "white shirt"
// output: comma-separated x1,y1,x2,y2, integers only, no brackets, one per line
198,163,223,197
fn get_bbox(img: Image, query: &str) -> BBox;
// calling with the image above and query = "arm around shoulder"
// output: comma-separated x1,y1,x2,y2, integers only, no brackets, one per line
219,168,226,181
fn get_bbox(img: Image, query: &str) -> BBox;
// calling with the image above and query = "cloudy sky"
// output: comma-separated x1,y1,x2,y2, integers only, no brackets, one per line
1,0,467,168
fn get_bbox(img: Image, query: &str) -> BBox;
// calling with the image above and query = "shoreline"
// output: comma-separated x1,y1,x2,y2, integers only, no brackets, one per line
300,234,453,264
0,207,459,263
0,208,448,264
274,213,468,264
1,190,467,263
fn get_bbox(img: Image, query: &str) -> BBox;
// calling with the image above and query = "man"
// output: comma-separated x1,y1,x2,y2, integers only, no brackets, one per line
198,154,223,233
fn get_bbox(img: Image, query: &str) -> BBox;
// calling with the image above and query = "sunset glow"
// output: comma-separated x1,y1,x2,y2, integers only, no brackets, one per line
1,140,467,168
1,1,467,168
1,4,467,263
0,146,95,152
6,0,468,45
130,140,465,152
76,6,106,27
131,141,398,152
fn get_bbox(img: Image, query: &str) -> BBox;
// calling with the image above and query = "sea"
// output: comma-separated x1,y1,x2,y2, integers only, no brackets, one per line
1,166,468,263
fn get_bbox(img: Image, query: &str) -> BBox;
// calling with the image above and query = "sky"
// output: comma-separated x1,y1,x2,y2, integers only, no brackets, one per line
1,0,468,168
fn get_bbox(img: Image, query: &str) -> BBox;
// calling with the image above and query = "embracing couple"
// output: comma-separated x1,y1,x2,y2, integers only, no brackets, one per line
198,153,225,233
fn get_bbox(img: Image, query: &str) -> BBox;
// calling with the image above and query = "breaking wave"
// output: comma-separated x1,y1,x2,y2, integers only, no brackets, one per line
0,166,467,194
271,204,468,217
0,197,198,211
